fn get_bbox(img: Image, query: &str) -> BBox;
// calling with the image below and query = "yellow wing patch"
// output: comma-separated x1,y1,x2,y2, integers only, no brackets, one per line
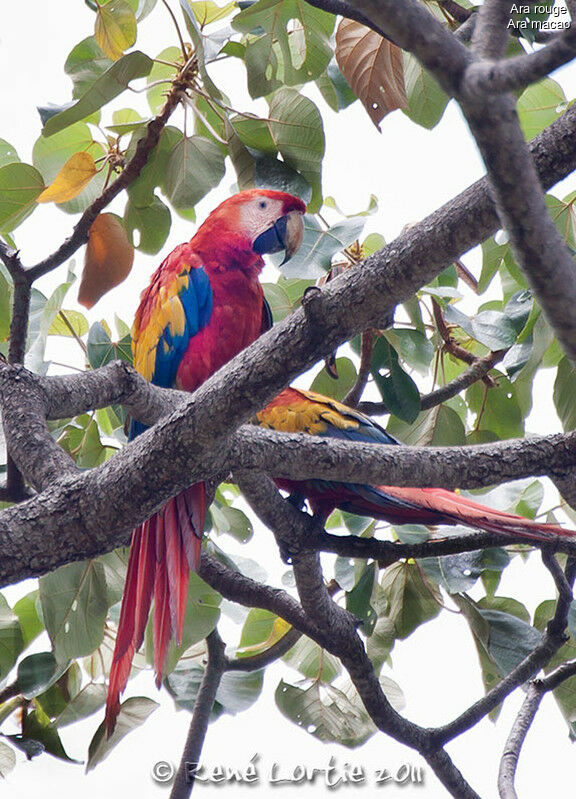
256,391,361,435
132,271,189,381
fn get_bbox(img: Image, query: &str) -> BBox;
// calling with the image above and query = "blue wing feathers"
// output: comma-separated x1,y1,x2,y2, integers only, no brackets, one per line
151,267,213,389
130,267,213,440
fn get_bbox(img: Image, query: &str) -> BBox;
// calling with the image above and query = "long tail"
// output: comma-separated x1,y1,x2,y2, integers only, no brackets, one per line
332,482,573,541
105,482,205,735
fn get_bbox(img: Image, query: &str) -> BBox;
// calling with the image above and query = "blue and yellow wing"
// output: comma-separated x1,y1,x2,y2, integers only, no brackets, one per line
257,387,399,447
130,259,213,438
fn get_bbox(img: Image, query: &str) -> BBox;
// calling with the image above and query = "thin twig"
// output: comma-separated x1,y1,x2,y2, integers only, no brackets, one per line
498,660,576,798
343,329,374,407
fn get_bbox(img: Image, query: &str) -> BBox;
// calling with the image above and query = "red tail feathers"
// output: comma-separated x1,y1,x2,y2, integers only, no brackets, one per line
105,482,205,736
344,484,573,542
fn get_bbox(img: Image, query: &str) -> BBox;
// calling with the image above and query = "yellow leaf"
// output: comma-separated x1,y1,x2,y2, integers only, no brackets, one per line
37,152,97,204
78,214,134,308
189,0,236,26
236,617,293,656
95,0,137,61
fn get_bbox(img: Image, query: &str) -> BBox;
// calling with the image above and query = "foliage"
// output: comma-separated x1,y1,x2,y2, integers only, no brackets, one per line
0,0,575,787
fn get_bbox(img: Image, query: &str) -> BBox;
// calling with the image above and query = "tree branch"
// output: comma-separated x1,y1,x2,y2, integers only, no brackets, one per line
498,659,576,799
25,85,184,282
463,28,576,96
471,0,513,59
170,629,227,799
434,556,576,746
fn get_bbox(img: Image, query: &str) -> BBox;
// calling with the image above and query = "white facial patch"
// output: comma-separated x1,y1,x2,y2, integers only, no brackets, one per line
239,196,287,243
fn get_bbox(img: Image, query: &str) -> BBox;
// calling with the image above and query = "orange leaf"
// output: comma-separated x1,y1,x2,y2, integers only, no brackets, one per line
79,214,134,308
335,19,407,131
37,152,97,204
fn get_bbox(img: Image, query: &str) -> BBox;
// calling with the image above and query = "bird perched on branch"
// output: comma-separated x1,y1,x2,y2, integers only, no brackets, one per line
256,387,574,541
105,189,305,733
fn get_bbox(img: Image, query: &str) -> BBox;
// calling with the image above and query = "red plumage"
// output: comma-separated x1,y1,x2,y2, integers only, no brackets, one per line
258,387,575,544
105,190,305,734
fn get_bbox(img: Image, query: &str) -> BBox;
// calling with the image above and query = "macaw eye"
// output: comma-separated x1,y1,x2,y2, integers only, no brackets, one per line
259,200,267,209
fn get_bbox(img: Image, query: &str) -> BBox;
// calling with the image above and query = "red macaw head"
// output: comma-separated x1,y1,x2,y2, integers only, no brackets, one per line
194,189,306,265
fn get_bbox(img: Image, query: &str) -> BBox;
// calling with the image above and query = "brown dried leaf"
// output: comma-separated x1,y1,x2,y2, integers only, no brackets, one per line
79,213,134,308
335,19,407,131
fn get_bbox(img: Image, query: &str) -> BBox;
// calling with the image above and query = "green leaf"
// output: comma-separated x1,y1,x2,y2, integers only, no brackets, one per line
22,706,81,763
275,680,376,748
13,591,43,648
127,125,182,206
388,404,466,447
444,303,518,350
0,163,45,233
147,46,182,113
316,60,356,112
0,268,12,341
282,636,341,682
87,697,159,771
553,357,576,431
346,562,377,634
384,328,433,376
310,357,357,401
237,608,289,656
402,52,449,130
272,215,363,278
0,594,24,680
64,36,114,98
57,415,110,467
42,51,154,136
467,375,524,439
164,136,226,209
27,272,76,370
39,560,109,660
210,504,254,542
268,88,325,211
167,661,263,717
517,78,566,141
189,0,236,26
546,192,576,250
421,548,509,595
125,194,171,253
233,0,334,95
36,663,82,718
87,322,132,367
49,310,89,338
0,139,20,169
17,652,68,700
378,561,441,640
52,683,108,728
478,609,541,676
262,282,293,321
371,337,420,423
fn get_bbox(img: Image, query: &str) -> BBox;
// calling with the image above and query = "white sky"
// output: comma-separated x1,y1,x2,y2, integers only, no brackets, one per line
1,1,576,797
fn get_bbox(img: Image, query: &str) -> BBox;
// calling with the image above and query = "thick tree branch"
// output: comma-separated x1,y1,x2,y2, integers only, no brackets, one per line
1,103,576,586
471,0,513,59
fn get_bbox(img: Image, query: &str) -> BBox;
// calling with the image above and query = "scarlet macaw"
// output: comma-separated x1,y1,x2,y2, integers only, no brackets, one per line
105,189,306,732
256,387,574,540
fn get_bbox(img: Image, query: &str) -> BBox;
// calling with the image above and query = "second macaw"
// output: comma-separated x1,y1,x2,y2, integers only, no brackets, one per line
105,189,305,733
256,387,575,541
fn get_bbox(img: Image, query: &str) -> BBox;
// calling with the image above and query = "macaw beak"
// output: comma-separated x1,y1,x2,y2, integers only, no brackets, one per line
253,210,304,264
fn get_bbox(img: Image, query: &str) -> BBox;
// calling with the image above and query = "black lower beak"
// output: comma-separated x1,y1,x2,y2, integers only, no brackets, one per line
253,216,288,256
